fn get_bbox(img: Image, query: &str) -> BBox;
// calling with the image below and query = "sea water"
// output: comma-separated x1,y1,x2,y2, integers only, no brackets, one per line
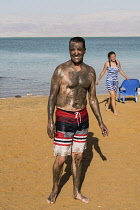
0,37,140,98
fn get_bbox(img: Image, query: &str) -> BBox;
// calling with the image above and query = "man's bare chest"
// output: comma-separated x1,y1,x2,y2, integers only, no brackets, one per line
61,71,91,89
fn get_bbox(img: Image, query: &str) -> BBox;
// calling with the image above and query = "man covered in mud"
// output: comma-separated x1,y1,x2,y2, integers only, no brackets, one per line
47,37,108,204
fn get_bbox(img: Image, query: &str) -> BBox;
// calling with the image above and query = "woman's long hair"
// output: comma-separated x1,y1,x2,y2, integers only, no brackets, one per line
108,51,118,67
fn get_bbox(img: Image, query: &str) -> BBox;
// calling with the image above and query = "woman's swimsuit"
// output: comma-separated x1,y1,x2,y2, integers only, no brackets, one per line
106,65,119,92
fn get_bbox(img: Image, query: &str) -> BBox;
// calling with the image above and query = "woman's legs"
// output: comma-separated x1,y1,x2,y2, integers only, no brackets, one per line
105,97,111,111
109,91,118,115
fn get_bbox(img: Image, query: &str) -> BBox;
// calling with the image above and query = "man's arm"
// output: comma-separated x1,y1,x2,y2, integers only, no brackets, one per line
47,66,61,138
88,68,109,137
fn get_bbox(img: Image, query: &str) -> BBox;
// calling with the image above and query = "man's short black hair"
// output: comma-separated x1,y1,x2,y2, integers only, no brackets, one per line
69,37,86,48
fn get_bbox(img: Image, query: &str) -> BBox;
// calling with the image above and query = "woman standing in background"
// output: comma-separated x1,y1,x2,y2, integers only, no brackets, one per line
96,51,129,115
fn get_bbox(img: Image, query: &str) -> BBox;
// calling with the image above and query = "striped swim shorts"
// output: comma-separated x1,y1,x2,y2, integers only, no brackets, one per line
53,107,89,156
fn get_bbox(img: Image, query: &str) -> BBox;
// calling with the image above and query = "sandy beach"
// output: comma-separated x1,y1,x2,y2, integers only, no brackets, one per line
1,94,140,210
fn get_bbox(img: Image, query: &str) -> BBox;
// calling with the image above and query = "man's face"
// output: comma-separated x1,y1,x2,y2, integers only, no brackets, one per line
69,41,86,64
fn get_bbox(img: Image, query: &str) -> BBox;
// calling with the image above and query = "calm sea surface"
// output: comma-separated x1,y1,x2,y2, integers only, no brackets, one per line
0,37,140,98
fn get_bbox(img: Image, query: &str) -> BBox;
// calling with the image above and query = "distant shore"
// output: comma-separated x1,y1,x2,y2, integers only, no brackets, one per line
0,36,140,38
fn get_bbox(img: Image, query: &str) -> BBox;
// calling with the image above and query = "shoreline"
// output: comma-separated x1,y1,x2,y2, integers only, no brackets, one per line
0,93,109,100
1,92,140,100
0,94,48,100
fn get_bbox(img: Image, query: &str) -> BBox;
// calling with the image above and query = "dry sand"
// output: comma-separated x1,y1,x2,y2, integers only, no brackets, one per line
1,95,140,210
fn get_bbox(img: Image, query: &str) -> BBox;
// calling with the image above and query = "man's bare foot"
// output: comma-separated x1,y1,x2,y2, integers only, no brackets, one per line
74,193,89,203
47,191,58,204
105,103,109,111
114,112,118,116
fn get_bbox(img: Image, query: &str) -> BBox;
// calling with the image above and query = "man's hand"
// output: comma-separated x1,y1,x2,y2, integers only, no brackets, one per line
100,123,109,137
47,121,56,139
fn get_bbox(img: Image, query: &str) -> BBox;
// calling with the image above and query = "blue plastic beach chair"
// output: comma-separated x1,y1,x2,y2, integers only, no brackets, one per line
118,79,140,103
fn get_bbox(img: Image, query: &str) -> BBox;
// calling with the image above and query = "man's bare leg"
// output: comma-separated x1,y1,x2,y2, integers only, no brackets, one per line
47,156,66,204
72,152,89,203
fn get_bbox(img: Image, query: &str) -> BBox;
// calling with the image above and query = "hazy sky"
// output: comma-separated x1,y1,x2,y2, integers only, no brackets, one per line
1,0,140,15
0,0,140,37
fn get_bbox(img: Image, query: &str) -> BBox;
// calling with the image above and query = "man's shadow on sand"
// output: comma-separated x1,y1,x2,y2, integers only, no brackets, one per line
58,132,107,194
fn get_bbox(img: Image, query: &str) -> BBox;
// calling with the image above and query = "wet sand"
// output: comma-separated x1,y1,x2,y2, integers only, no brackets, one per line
1,95,140,210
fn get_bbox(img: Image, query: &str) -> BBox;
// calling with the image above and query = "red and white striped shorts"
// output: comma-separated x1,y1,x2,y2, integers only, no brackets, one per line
53,107,89,156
